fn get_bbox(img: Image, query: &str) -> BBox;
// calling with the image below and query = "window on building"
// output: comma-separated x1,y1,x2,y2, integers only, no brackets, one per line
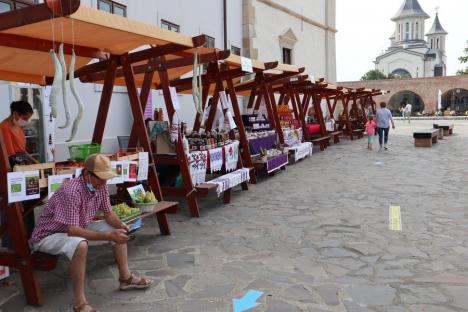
434,66,443,77
0,0,36,13
161,19,180,33
415,22,419,39
204,35,215,48
98,0,126,17
436,38,439,49
282,48,292,65
431,38,434,49
231,45,241,56
405,22,410,40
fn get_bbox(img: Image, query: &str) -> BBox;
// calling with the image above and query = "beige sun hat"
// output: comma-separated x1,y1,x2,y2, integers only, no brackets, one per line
84,154,118,180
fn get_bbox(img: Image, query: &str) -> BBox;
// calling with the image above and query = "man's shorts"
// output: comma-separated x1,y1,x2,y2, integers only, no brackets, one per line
31,221,115,260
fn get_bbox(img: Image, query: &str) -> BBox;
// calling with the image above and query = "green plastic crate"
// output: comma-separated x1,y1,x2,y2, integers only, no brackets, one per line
68,144,101,161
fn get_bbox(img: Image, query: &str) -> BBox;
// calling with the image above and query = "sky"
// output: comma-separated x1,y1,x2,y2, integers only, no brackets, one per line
336,0,468,82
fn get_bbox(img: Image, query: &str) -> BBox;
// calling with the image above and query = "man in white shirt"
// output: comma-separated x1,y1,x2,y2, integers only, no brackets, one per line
404,103,412,123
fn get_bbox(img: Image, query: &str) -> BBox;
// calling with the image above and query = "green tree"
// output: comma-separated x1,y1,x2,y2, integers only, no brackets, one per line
360,69,394,81
457,41,468,76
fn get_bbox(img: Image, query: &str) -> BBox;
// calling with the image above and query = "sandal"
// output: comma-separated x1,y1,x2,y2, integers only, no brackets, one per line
119,273,153,290
73,302,97,312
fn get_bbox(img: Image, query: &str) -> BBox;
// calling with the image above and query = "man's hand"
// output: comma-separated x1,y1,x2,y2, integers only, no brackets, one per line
109,229,130,244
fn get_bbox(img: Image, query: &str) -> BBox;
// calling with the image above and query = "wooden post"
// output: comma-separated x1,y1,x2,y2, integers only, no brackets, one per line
0,132,42,306
128,62,155,149
121,54,170,233
91,57,118,144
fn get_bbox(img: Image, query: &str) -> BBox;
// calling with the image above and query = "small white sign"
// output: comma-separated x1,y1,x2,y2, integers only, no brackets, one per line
219,91,229,109
48,174,73,199
241,57,253,73
74,168,83,178
137,152,149,181
107,161,124,185
7,170,41,203
169,87,181,111
226,111,237,130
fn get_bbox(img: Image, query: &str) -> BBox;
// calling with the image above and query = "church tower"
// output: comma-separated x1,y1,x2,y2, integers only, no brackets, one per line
391,0,429,47
375,0,448,78
426,12,448,76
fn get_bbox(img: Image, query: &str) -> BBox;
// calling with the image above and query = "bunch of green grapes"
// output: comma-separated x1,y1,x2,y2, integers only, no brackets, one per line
112,203,140,219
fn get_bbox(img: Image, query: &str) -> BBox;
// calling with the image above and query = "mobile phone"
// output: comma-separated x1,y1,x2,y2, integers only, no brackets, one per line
127,219,142,235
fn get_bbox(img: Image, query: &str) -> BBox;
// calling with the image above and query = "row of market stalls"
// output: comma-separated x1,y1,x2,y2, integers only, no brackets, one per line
0,0,388,305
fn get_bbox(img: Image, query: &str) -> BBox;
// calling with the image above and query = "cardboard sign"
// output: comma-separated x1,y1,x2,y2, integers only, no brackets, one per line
241,57,253,73
7,171,40,203
137,152,149,181
107,161,124,185
48,174,73,199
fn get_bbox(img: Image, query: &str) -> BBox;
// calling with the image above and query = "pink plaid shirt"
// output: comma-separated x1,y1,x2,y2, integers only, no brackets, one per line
30,176,112,244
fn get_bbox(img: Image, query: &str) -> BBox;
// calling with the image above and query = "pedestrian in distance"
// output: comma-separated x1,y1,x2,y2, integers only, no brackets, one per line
365,115,377,150
404,102,412,123
375,102,395,152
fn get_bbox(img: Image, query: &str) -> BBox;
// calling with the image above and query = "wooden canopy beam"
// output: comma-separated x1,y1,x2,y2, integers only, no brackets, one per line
0,0,80,31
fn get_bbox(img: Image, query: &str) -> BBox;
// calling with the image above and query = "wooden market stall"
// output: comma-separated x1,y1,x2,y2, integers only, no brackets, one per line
233,64,305,174
0,0,239,305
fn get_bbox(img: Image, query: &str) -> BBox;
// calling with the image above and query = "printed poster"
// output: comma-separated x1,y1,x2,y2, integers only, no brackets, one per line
48,174,73,199
137,152,149,181
122,160,138,182
7,170,40,203
107,161,124,185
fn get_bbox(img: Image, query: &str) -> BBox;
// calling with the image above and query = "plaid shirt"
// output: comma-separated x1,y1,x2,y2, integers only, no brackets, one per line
30,176,112,244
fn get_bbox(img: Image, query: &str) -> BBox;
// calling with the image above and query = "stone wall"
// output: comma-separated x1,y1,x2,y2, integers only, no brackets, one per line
338,76,468,114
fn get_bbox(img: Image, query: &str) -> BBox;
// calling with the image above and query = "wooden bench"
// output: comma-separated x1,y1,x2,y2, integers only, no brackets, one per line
413,129,439,147
352,129,365,139
328,131,342,144
310,136,330,151
433,123,454,136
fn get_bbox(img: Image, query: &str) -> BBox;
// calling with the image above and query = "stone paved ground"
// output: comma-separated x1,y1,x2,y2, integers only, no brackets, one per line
2,119,468,312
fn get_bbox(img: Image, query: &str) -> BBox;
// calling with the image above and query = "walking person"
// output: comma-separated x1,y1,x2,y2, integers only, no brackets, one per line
375,102,395,151
404,102,412,123
365,115,377,150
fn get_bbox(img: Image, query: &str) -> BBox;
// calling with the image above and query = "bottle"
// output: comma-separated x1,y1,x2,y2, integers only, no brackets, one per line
182,134,189,155
153,109,158,121
158,108,163,121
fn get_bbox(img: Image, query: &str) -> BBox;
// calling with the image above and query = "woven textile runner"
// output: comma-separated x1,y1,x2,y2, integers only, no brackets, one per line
289,142,313,162
224,141,239,172
266,154,289,173
206,168,250,196
209,147,223,173
188,150,208,185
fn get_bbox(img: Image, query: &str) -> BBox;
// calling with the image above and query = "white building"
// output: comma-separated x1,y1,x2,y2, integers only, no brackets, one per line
374,0,448,78
243,0,337,82
0,0,335,161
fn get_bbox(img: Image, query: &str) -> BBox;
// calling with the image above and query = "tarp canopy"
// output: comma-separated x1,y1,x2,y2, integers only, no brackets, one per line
0,4,197,85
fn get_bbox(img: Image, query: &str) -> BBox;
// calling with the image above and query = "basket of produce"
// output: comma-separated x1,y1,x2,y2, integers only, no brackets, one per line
112,202,141,223
127,185,158,213
68,144,101,161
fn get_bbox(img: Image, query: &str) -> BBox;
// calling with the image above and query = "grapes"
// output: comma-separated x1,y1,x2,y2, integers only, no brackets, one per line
112,203,141,221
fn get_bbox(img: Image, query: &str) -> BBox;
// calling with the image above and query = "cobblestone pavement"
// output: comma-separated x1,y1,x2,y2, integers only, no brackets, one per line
2,120,468,312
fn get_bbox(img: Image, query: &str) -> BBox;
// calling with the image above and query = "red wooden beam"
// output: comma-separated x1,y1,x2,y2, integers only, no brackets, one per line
0,0,80,31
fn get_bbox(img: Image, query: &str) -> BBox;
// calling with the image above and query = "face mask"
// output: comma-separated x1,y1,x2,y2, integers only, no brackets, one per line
86,177,96,193
13,118,28,127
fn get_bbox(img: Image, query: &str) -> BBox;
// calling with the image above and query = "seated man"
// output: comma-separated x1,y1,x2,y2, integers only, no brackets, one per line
30,154,152,312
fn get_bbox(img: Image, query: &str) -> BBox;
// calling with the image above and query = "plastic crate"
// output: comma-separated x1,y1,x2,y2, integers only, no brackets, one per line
68,144,101,161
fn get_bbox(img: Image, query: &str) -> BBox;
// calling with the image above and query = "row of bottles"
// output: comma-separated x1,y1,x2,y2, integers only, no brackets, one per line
181,123,231,153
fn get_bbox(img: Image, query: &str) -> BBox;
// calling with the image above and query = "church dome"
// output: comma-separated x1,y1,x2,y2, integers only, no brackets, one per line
426,13,448,35
391,0,430,21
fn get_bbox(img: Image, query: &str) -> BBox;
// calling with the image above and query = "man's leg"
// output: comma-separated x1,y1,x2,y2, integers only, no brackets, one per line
377,127,383,150
113,243,131,280
70,241,88,308
384,127,389,147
